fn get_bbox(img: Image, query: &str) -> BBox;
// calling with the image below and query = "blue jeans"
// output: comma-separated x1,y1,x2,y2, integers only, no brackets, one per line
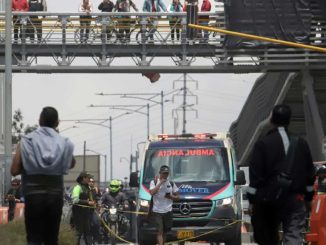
24,193,63,245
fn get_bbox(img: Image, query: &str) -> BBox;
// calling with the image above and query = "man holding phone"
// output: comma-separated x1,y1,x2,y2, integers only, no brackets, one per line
150,165,179,245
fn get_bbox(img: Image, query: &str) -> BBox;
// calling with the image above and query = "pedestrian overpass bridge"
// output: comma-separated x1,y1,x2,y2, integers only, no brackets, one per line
0,11,325,165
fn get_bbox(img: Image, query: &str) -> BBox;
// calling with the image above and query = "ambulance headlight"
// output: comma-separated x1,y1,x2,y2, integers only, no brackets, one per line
138,199,150,208
216,197,233,206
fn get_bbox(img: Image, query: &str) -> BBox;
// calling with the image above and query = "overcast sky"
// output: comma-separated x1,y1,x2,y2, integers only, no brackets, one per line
10,0,260,182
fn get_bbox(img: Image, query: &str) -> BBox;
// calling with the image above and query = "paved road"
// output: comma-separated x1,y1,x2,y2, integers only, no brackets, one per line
83,242,257,245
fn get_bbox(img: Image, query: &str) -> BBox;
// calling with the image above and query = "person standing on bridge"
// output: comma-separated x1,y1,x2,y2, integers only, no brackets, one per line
12,0,29,44
27,0,47,43
247,104,315,245
11,106,75,245
98,0,114,42
142,0,167,43
150,165,179,245
79,0,93,43
167,0,183,43
199,0,211,43
114,0,138,43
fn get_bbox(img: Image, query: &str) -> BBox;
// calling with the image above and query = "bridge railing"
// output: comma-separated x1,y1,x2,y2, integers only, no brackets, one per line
0,12,224,45
0,11,326,71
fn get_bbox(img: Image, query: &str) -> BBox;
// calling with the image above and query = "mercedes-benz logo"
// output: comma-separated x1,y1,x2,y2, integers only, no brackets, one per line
179,203,191,215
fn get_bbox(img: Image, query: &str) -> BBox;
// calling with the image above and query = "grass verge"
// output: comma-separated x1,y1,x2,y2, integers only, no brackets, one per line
0,219,77,245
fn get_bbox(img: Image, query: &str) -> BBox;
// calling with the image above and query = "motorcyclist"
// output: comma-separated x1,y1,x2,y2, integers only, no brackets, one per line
100,179,130,237
101,179,129,209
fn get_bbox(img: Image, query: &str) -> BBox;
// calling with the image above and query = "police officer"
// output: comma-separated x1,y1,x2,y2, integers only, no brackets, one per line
247,104,315,245
71,172,96,245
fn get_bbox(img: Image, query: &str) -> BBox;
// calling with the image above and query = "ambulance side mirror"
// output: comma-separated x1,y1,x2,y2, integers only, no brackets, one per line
234,170,246,186
129,172,139,188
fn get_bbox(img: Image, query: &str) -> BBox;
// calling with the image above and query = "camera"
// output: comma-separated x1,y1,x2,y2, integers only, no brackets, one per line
165,193,171,198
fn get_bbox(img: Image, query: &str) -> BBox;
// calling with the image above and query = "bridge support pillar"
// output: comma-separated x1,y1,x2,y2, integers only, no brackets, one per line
302,70,325,161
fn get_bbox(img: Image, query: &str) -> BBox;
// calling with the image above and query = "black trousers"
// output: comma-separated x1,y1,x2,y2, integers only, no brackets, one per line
72,206,92,245
118,18,131,41
169,19,181,41
13,16,22,41
80,15,91,41
252,194,306,245
27,16,43,42
24,193,63,245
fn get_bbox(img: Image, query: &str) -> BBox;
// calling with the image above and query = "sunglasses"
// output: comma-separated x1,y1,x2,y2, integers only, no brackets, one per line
110,185,120,188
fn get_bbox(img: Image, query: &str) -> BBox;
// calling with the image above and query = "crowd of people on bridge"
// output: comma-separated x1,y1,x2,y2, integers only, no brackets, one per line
11,0,212,44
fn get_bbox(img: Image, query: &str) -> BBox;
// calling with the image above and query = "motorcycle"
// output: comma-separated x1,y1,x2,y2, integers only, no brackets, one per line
100,204,130,245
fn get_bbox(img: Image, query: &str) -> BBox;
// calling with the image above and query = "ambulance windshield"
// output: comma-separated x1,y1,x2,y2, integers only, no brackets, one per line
142,147,230,184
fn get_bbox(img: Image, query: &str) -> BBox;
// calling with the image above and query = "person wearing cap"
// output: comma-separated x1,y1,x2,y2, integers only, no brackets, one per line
150,165,179,245
248,104,315,245
71,171,96,245
11,106,75,245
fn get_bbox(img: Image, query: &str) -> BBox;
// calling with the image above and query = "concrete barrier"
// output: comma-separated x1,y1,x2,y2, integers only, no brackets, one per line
0,207,8,224
14,203,25,220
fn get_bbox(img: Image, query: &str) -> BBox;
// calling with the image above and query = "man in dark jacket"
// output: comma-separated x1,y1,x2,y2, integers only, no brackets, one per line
247,104,315,245
71,171,96,245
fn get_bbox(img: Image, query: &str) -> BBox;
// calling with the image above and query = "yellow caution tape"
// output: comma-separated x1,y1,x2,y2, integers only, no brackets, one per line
188,24,326,53
73,203,252,244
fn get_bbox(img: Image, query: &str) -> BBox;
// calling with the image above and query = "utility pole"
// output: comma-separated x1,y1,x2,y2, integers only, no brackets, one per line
0,0,6,206
90,104,150,139
109,116,113,180
66,113,131,180
4,0,13,199
61,117,113,180
182,73,187,134
172,74,198,134
83,141,86,171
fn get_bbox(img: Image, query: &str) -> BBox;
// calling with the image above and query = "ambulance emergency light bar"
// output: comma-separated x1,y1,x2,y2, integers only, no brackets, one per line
156,133,218,140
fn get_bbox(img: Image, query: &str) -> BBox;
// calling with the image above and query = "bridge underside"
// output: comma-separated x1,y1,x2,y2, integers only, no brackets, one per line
230,70,326,166
0,45,326,73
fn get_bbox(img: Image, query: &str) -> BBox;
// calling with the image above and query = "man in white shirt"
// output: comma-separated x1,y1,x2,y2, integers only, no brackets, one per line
150,165,179,245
